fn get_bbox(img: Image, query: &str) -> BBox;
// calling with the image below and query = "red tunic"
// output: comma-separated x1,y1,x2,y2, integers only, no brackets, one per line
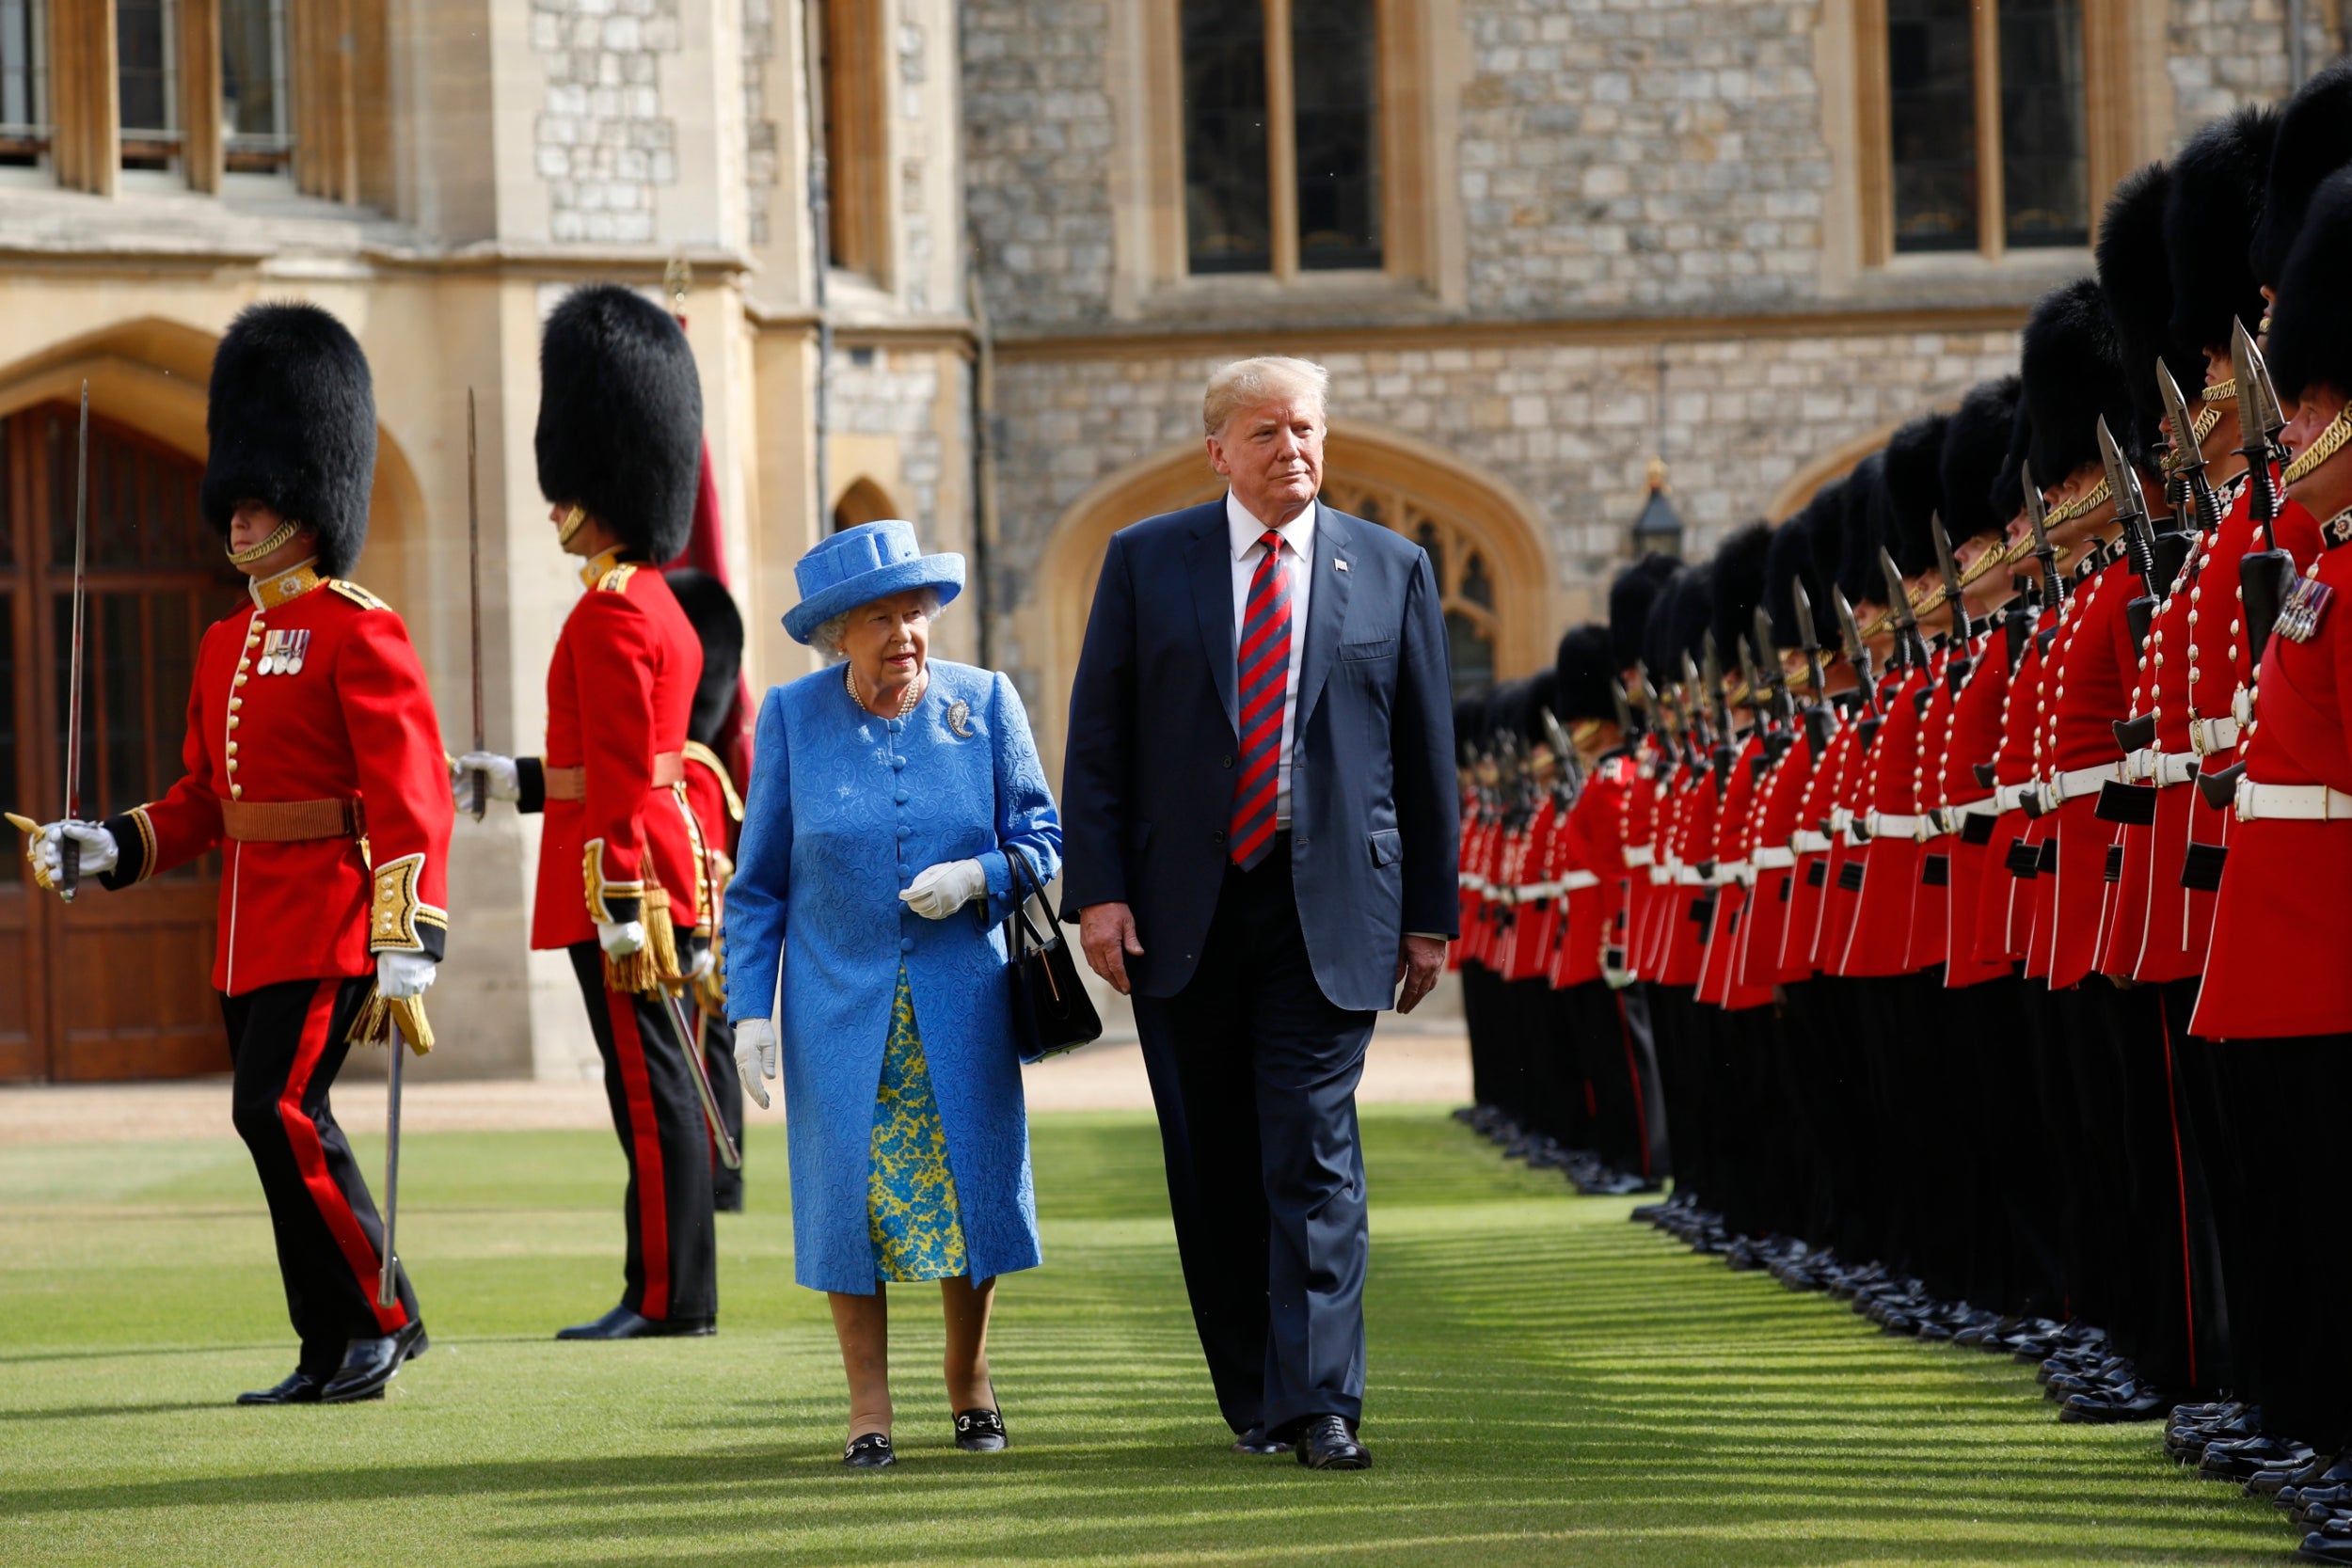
100,564,453,995
2194,505,2352,1037
1551,756,1631,990
2038,555,2136,990
1787,718,1854,978
1842,664,1932,975
1697,733,1772,1009
1904,647,1960,973
1820,673,1897,974
1740,732,1813,990
522,551,707,950
1974,636,2044,968
1932,628,2011,987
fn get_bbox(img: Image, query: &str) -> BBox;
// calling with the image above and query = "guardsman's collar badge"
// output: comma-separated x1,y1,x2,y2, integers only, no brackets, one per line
248,560,324,610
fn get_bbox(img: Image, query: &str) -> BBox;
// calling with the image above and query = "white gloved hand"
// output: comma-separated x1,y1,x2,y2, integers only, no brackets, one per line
29,820,119,888
451,751,520,807
375,951,438,1000
898,858,987,920
688,943,716,981
597,920,646,958
734,1018,780,1110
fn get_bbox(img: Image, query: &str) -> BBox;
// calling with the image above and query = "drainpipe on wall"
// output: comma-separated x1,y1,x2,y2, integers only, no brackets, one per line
802,0,833,532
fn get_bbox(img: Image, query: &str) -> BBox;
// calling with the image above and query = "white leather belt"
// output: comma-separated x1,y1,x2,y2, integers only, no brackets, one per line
1841,825,1869,847
1647,865,1672,885
1939,796,1996,834
2150,751,2200,788
2042,762,2123,809
2123,749,2155,784
1675,865,1708,886
1512,881,1560,903
1623,845,1656,867
1717,859,1752,886
1867,811,1932,842
1458,873,1488,892
2233,686,2253,725
1562,870,1599,891
1790,830,1833,854
2187,715,2241,756
1753,845,1797,870
2235,779,2352,821
1829,806,1855,832
1994,782,2034,813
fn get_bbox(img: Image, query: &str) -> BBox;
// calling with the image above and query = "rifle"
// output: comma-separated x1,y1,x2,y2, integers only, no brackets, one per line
2233,319,2296,666
2160,358,2225,536
2098,416,2165,655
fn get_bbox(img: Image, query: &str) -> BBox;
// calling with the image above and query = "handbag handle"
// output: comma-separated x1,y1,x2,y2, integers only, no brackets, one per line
1001,845,1059,958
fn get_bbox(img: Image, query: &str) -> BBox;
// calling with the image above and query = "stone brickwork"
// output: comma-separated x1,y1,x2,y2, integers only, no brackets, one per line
531,0,683,243
898,3,938,312
1459,0,1831,314
831,346,959,526
980,328,2015,705
960,0,1118,326
2166,0,2341,133
743,0,781,245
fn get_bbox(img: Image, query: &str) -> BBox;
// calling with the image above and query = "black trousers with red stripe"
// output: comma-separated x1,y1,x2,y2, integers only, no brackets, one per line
567,944,717,1323
222,974,420,1376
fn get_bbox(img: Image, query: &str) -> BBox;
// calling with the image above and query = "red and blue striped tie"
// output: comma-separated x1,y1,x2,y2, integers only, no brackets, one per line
1231,529,1293,868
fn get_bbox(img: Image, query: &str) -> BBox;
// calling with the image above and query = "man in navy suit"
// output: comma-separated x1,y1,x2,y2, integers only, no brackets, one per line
1061,356,1459,1470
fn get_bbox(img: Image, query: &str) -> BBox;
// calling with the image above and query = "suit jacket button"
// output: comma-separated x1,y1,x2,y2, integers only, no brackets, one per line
1222,754,1233,768
1213,830,1225,843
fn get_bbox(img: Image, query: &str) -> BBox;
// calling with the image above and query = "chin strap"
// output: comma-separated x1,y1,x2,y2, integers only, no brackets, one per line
556,505,588,546
225,518,303,566
2283,404,2352,488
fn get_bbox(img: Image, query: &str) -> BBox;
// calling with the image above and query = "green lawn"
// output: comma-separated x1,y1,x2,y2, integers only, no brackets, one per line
0,1106,2293,1566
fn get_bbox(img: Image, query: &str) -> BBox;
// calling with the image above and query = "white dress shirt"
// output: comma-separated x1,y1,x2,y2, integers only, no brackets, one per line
1227,490,1313,829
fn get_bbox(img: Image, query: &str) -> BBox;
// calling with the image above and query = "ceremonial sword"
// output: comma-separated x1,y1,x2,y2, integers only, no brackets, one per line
58,384,88,900
378,1008,407,1310
467,389,487,821
661,986,742,1171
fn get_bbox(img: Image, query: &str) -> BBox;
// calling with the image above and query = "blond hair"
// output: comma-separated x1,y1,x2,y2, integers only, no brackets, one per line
1202,356,1331,438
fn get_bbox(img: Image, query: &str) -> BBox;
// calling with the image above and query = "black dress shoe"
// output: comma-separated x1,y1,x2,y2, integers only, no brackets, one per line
556,1304,717,1340
1232,1426,1294,1455
236,1370,326,1405
842,1432,896,1469
2061,1379,2173,1424
1295,1414,1372,1471
319,1320,428,1404
954,1408,1008,1452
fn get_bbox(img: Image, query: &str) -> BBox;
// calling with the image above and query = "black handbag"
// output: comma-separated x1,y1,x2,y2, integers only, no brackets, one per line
1003,847,1102,1064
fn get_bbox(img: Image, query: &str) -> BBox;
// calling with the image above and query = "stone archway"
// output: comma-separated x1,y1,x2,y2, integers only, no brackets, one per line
832,474,899,533
1026,420,1554,784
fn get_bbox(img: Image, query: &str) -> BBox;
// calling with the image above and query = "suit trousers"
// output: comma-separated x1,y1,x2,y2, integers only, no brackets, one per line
567,944,718,1323
1133,837,1375,1439
222,974,420,1375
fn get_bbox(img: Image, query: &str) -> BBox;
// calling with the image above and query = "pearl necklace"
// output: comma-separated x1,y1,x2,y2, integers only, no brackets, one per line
847,660,927,719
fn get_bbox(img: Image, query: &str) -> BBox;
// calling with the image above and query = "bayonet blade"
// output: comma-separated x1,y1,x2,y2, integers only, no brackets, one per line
1701,630,1724,697
1611,676,1634,733
1753,606,1780,680
2097,417,2135,521
2237,318,2285,442
1833,585,1865,662
1791,577,1820,654
59,382,88,901
1878,547,1916,629
1931,513,1971,642
2160,357,2223,533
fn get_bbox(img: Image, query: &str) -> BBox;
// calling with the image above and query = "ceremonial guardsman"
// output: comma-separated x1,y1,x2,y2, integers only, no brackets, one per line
2193,168,2352,1512
666,567,750,1212
16,304,450,1404
456,285,718,1339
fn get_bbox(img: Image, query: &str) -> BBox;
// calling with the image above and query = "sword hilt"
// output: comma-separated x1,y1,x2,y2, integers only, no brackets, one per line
469,770,486,822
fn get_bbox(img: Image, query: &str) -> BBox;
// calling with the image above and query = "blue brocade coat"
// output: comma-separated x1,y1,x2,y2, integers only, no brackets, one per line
723,659,1061,1293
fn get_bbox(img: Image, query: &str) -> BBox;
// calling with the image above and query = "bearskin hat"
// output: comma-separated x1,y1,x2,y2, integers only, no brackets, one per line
2097,163,2201,463
1639,567,1691,685
1938,377,2021,544
1666,562,1716,674
1708,520,1773,666
1804,478,1848,603
1882,412,1949,577
535,284,703,562
2168,105,2277,365
1837,453,1891,605
1761,509,1817,651
1608,552,1682,671
1990,393,2032,527
663,567,745,749
200,302,376,578
2265,168,2352,406
1554,623,1616,722
2252,57,2352,289
2020,277,2133,488
1453,689,1490,759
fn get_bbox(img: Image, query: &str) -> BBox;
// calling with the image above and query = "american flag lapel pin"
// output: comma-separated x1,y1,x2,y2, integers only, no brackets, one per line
1334,558,1349,572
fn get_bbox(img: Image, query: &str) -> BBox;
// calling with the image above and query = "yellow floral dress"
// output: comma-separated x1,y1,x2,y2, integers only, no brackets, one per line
867,966,970,1281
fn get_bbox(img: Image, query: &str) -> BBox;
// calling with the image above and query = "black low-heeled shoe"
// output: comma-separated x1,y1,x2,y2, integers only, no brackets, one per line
954,1407,1008,1452
842,1432,896,1469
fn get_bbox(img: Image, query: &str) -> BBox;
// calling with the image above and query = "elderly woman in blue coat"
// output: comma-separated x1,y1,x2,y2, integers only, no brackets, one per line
726,519,1060,1470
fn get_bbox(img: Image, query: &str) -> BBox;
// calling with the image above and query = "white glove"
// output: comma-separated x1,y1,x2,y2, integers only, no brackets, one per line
451,751,520,806
688,943,716,980
898,858,987,920
734,1018,780,1110
29,820,119,887
375,951,437,1000
598,920,646,958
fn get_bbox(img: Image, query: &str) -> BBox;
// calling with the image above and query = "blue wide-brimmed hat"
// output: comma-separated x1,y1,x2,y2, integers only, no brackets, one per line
783,519,966,645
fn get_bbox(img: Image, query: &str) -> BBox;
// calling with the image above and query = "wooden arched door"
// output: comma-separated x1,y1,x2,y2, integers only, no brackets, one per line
2,404,244,1081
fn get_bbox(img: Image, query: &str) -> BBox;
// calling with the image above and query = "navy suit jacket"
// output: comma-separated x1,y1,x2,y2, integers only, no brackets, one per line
1060,497,1459,1011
